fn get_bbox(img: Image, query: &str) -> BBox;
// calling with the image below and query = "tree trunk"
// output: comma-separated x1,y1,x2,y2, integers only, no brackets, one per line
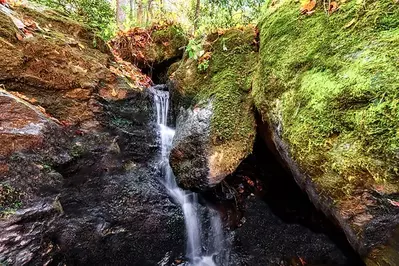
116,0,122,29
146,0,153,25
130,0,134,20
136,0,143,25
194,0,201,32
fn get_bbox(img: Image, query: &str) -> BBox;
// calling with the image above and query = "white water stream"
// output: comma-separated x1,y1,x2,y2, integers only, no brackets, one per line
151,87,228,266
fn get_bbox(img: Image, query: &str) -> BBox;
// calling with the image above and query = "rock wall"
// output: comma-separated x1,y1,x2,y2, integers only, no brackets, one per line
0,5,184,265
167,1,399,264
253,0,399,264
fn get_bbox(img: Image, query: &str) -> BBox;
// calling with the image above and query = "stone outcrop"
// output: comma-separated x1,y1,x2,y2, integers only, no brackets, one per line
0,89,56,157
0,5,151,128
169,27,258,191
0,5,184,265
253,0,399,264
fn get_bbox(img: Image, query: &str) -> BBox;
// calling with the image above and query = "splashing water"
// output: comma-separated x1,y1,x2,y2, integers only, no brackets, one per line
151,87,229,266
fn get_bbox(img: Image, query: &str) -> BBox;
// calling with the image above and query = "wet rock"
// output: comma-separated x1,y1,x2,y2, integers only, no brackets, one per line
169,27,258,191
0,167,185,266
0,89,55,157
0,8,185,264
170,103,213,191
0,88,186,265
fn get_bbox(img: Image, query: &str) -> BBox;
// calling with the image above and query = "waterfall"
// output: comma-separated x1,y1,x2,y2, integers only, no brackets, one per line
150,87,228,266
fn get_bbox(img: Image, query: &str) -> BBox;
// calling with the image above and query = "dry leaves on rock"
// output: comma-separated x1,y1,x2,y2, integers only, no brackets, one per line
328,1,339,14
300,0,316,15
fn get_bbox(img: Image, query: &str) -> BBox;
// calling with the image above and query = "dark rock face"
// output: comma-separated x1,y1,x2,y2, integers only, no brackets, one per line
0,89,185,265
215,138,364,266
170,103,213,191
257,119,399,265
234,199,360,266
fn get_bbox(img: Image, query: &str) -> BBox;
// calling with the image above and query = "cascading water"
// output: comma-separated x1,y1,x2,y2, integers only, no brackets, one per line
151,86,229,266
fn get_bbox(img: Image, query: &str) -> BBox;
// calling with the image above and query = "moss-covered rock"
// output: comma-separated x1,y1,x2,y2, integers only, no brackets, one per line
0,12,18,43
169,27,258,190
254,0,399,264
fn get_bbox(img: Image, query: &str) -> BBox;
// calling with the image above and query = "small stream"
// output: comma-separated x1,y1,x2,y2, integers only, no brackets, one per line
151,86,229,266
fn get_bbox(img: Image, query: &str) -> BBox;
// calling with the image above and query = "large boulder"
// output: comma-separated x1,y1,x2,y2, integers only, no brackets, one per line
169,27,258,191
253,0,399,264
0,5,151,128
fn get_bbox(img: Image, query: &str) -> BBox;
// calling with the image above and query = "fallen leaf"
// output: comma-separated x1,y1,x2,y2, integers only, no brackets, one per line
199,51,212,62
300,0,316,14
329,1,339,14
16,32,23,41
388,199,399,207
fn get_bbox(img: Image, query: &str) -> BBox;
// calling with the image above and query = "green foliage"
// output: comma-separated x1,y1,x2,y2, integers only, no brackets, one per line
186,39,204,60
31,0,116,40
198,59,209,72
193,0,266,34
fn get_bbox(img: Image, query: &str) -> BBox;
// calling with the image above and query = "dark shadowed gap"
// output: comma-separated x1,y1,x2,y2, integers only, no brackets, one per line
142,56,181,84
250,135,364,265
203,121,365,265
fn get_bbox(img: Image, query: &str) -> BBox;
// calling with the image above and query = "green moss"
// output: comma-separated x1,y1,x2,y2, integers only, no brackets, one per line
254,0,399,196
146,25,188,64
0,12,18,43
0,183,22,217
173,27,258,173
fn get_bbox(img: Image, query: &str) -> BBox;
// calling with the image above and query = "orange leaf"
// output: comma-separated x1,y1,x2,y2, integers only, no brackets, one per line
388,199,399,207
329,1,339,14
300,0,316,14
16,32,23,41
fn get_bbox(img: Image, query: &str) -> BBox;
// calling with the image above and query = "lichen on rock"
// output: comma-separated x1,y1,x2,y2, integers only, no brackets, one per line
169,26,258,190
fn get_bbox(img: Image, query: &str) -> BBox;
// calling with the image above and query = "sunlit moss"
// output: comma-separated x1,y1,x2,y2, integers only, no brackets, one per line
253,0,399,196
0,183,22,217
172,27,258,174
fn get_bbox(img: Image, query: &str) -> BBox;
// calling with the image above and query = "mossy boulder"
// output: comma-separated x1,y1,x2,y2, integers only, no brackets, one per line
169,27,258,190
253,0,399,264
111,24,188,69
